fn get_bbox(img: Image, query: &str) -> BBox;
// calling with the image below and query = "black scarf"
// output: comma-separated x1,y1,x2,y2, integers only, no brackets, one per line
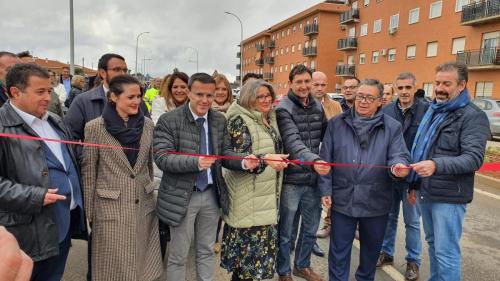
102,101,144,167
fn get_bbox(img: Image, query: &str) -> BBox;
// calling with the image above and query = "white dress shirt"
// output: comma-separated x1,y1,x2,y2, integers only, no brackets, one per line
11,103,76,209
188,103,214,185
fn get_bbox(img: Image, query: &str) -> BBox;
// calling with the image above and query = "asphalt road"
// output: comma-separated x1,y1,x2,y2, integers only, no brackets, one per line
62,177,500,281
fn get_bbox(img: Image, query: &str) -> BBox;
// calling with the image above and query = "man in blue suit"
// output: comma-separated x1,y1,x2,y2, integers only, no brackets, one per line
0,63,86,281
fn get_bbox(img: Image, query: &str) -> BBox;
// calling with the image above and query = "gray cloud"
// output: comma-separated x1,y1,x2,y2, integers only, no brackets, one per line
3,0,321,81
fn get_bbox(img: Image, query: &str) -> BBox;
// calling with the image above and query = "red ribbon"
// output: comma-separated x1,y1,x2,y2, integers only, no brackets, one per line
0,132,498,171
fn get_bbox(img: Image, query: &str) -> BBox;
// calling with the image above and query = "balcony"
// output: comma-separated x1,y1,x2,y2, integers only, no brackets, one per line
263,72,274,80
255,58,264,66
304,24,319,36
265,40,276,49
336,64,356,77
236,64,241,70
340,8,360,25
236,75,241,81
461,0,500,25
236,51,241,58
303,46,318,57
337,37,358,51
264,57,275,64
456,48,500,70
255,43,265,51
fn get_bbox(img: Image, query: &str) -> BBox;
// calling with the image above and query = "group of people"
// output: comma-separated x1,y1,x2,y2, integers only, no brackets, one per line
0,48,491,281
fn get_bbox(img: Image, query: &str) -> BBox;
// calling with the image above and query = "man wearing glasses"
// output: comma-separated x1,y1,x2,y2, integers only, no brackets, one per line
65,53,149,141
319,79,410,281
340,77,360,112
378,72,429,281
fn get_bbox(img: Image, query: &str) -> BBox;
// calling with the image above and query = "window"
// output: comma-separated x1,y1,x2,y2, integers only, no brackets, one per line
352,1,358,9
313,17,318,25
455,0,468,12
298,43,302,50
304,61,308,67
287,28,291,36
373,19,382,33
292,45,295,53
388,48,396,61
429,1,442,19
360,23,368,36
310,60,316,70
281,31,285,37
280,48,284,55
299,23,303,30
293,25,297,32
286,47,289,53
408,8,420,24
277,33,280,39
359,53,366,64
349,27,356,37
407,45,416,59
347,55,354,65
423,83,433,97
285,64,288,71
475,82,494,97
426,41,438,57
372,51,380,63
390,14,399,29
312,39,317,47
452,37,466,54
364,0,370,7
279,66,283,73
291,63,294,69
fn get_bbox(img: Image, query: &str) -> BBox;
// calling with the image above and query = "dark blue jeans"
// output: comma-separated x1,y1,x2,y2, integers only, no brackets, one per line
381,183,422,265
31,232,71,281
277,184,321,275
329,211,388,281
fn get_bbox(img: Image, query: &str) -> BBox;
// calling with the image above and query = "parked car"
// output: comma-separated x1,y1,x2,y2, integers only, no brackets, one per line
472,98,500,137
327,93,344,103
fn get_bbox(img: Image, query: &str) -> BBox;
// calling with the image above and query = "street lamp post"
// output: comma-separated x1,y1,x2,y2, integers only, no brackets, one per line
224,11,243,86
69,0,75,75
187,47,199,72
135,31,150,76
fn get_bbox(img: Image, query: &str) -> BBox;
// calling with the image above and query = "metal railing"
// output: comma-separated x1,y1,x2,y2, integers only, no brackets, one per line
236,64,241,70
304,24,319,35
255,43,265,51
236,52,241,58
335,64,356,76
263,73,273,80
456,48,500,66
461,0,500,23
337,37,358,50
340,8,360,24
255,58,264,66
265,40,276,49
264,57,274,64
303,46,318,56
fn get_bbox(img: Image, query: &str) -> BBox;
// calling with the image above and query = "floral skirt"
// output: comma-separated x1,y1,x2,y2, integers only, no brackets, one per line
220,224,278,280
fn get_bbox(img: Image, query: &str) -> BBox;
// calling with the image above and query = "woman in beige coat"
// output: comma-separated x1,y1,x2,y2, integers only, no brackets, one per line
82,75,163,281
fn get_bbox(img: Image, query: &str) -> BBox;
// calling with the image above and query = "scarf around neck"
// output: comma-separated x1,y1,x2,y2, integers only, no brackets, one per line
351,109,384,149
102,101,145,167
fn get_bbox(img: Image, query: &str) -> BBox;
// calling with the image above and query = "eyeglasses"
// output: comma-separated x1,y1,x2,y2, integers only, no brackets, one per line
355,94,380,103
108,67,129,73
256,94,272,102
342,85,358,90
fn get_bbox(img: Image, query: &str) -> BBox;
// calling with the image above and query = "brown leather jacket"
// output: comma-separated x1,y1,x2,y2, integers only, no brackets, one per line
322,96,343,120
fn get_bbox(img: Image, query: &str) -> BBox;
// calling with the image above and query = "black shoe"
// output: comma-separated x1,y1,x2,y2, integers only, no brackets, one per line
376,252,394,267
312,242,325,257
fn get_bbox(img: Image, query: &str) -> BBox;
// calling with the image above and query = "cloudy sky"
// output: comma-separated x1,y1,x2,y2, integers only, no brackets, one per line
2,0,324,81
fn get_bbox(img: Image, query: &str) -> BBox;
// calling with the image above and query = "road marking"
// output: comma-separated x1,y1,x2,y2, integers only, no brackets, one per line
476,188,500,201
352,239,405,281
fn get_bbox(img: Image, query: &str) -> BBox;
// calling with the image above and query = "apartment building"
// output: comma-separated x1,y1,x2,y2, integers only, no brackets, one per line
337,0,500,98
240,1,348,97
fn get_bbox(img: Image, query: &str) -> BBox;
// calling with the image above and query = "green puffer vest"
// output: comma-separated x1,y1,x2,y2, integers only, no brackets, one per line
223,103,283,228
